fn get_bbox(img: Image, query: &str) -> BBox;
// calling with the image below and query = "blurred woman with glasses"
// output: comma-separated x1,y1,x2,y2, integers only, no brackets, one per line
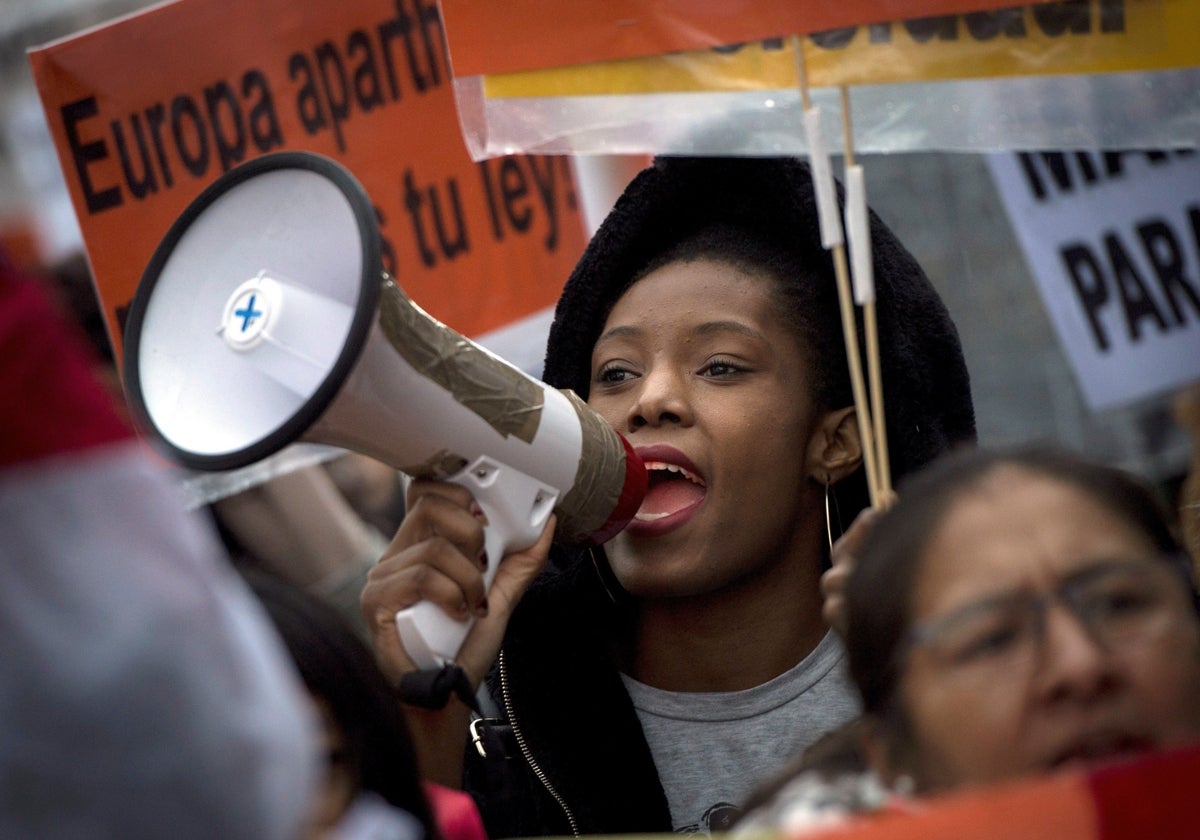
847,444,1200,795
736,444,1200,834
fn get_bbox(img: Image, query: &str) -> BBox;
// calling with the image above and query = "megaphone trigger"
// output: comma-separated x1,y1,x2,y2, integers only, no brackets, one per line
122,150,646,672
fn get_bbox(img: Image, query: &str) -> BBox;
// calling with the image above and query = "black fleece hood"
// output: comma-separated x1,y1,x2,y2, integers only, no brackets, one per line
542,155,976,513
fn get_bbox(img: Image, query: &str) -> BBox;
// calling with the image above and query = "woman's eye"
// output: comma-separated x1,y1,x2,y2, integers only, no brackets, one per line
595,364,636,385
700,358,745,377
944,617,1025,665
1083,584,1157,620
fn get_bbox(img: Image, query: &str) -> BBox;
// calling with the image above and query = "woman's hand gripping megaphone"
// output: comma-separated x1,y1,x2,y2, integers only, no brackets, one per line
361,478,556,695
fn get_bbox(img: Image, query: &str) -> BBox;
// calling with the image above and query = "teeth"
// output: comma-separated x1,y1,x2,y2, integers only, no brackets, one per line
635,512,671,522
643,460,706,486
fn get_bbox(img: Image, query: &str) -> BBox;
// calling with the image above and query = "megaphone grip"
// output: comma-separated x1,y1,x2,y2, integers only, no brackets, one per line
395,600,474,672
394,458,548,669
394,519,505,670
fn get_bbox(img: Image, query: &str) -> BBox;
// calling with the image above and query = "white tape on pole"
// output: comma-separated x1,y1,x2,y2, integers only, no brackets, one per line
803,106,843,250
845,165,875,305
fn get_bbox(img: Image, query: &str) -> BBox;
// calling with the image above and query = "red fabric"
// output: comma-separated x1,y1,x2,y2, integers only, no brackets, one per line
423,783,488,840
1088,743,1200,839
0,258,130,469
791,745,1200,840
807,770,1094,840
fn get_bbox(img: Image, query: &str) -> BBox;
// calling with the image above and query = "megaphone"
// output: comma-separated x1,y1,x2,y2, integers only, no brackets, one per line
122,151,646,669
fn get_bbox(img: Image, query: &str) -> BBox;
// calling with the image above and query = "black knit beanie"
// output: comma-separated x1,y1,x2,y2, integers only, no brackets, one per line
542,155,976,523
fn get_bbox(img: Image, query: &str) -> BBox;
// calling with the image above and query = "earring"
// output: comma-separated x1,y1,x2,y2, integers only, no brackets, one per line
589,546,619,604
824,479,835,553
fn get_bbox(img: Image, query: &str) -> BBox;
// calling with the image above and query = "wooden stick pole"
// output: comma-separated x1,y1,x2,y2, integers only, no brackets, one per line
792,36,880,509
839,87,893,506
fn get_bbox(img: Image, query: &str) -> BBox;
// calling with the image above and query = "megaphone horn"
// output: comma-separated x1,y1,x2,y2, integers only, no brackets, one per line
123,151,646,668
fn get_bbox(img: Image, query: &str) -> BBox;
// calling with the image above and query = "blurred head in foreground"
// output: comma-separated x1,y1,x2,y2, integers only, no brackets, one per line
846,445,1200,794
247,571,435,839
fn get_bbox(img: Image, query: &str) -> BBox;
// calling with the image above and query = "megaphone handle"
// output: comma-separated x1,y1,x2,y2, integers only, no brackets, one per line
393,523,506,670
395,458,557,670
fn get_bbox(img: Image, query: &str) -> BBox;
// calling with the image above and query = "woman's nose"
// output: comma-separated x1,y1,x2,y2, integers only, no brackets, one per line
1032,601,1118,705
627,368,692,430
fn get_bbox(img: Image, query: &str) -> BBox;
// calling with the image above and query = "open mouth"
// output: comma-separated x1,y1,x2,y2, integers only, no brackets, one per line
635,460,707,522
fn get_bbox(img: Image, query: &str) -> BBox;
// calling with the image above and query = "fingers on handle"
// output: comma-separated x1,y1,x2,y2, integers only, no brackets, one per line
453,515,557,686
362,538,489,682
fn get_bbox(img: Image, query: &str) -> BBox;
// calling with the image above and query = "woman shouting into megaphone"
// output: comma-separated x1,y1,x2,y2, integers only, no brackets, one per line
362,155,976,837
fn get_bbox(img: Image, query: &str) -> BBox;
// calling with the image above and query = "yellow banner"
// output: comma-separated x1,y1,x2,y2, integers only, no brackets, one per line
483,0,1196,97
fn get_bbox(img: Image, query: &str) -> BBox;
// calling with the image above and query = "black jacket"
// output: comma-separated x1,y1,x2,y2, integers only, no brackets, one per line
466,560,671,838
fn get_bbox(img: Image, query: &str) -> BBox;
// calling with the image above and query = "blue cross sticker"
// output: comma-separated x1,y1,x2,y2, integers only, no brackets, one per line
234,294,263,332
221,278,275,350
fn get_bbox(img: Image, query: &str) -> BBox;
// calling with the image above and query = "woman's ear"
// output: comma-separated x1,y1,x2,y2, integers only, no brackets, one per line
807,405,863,484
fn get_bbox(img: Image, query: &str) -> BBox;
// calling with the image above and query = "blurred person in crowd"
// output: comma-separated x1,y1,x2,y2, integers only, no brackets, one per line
1173,384,1200,565
0,249,320,838
849,444,1200,791
739,444,1200,834
215,460,397,638
324,451,409,539
248,569,488,840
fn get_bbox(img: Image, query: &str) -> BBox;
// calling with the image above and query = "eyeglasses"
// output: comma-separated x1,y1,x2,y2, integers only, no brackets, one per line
904,556,1196,682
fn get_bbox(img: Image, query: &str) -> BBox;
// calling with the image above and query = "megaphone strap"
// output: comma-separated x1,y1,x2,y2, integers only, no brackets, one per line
397,662,480,712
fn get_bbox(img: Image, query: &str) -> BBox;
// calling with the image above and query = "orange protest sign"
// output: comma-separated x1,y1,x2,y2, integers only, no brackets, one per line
438,0,1031,76
29,0,587,370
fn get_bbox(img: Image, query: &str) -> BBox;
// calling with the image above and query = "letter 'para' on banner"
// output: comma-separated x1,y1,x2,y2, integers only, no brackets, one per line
986,150,1200,412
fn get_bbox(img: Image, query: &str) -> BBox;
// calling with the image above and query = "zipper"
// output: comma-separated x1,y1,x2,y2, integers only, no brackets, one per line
499,649,581,837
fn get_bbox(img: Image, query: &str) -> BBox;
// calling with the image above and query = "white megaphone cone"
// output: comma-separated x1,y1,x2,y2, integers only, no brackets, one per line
123,151,646,669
